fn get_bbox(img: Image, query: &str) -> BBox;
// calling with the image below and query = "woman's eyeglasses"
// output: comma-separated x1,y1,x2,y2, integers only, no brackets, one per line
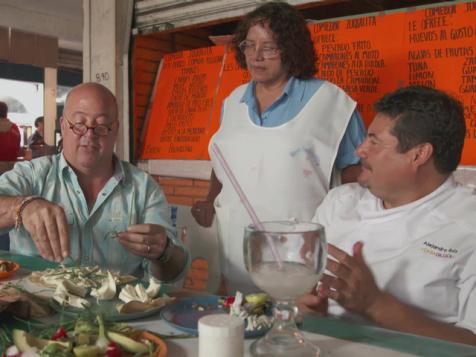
238,40,280,59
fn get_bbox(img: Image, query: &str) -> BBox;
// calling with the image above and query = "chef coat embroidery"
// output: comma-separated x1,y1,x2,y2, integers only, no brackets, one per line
421,241,458,258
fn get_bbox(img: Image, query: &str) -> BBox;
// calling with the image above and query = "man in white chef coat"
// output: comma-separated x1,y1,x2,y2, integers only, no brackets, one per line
300,85,476,345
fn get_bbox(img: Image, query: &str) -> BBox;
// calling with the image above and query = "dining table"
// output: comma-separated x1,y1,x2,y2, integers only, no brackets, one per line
2,250,476,357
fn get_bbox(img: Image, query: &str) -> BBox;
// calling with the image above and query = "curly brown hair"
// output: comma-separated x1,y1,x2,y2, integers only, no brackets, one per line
232,1,316,79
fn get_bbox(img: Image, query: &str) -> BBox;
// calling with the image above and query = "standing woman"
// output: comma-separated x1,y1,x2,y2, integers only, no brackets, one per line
192,1,366,294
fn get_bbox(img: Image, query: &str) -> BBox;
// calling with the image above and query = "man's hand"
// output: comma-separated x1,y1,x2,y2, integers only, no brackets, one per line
191,201,215,227
319,241,383,317
298,286,328,316
21,199,70,262
117,224,168,260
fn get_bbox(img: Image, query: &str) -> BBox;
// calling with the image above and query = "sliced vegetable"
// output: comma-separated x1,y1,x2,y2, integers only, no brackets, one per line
105,342,122,357
12,329,71,353
40,342,74,357
73,344,101,357
223,296,235,308
107,332,148,354
6,315,166,357
245,293,268,306
51,326,68,341
95,315,109,351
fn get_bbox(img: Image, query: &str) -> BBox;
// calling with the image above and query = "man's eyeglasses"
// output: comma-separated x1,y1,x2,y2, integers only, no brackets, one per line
64,116,113,137
238,40,280,59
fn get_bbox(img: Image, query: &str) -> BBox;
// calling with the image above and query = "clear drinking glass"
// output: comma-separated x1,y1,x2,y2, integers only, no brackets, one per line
244,221,327,356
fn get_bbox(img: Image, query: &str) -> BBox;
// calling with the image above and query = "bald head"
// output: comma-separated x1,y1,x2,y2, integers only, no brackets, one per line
60,82,119,175
65,82,118,121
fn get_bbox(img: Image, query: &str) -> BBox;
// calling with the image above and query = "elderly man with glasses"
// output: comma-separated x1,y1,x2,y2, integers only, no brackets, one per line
0,82,189,282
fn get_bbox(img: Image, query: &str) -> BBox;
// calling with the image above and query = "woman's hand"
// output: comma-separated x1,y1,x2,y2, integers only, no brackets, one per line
191,201,215,227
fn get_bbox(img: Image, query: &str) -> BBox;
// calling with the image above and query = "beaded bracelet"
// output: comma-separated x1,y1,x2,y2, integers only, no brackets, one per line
15,196,43,230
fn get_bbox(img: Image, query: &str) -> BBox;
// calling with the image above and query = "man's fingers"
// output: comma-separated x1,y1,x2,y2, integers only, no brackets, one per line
56,211,70,258
326,257,351,279
21,200,70,260
327,243,345,257
116,236,146,257
43,217,62,261
327,243,354,267
352,241,366,265
125,224,153,234
327,289,346,304
298,293,322,307
126,223,165,235
34,223,55,261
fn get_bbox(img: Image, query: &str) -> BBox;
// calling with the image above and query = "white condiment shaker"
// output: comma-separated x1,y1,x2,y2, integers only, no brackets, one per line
198,314,244,357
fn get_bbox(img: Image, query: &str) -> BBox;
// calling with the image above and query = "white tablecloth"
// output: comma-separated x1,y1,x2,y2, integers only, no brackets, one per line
128,315,416,357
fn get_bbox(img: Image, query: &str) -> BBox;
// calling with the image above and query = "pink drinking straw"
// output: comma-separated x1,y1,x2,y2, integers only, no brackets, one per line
211,143,282,267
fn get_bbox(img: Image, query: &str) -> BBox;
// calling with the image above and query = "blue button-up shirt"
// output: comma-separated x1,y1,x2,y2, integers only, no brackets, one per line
237,77,366,169
0,154,189,280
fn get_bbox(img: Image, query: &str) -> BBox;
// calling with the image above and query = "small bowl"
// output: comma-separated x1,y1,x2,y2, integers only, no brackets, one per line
0,260,20,280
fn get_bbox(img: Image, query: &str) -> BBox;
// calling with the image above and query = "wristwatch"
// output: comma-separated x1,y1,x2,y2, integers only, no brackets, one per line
158,236,175,263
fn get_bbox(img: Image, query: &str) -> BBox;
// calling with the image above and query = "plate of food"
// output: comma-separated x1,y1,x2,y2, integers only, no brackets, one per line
0,260,20,280
49,294,174,322
160,293,273,339
29,265,137,289
3,313,167,357
29,265,174,322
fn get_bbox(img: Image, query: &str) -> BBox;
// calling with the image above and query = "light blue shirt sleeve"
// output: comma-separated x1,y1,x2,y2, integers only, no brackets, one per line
334,109,366,170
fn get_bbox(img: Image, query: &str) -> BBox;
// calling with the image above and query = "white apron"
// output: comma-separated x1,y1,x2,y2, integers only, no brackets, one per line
210,81,356,294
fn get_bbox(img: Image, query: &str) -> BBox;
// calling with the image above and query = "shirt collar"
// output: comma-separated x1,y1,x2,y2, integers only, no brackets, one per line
59,153,125,184
359,175,457,220
239,77,301,105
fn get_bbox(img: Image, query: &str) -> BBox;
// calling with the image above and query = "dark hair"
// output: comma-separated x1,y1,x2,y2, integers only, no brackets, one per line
34,116,44,127
0,101,7,118
232,1,317,79
374,85,466,174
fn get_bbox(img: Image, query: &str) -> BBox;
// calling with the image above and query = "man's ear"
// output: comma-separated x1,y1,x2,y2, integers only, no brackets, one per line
412,142,433,167
59,116,65,135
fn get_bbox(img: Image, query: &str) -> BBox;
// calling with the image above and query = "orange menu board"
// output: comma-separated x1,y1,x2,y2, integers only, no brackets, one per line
141,46,225,160
311,2,476,164
141,1,476,164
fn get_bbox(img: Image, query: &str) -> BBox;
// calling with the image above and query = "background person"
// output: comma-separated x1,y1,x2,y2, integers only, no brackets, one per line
27,116,45,147
0,101,21,175
192,1,366,294
300,85,476,345
0,83,189,282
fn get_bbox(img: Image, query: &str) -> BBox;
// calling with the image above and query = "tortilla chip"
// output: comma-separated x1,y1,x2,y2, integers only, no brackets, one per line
117,296,175,314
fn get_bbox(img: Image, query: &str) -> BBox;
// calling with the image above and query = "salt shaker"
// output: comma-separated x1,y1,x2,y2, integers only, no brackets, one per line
198,314,244,357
